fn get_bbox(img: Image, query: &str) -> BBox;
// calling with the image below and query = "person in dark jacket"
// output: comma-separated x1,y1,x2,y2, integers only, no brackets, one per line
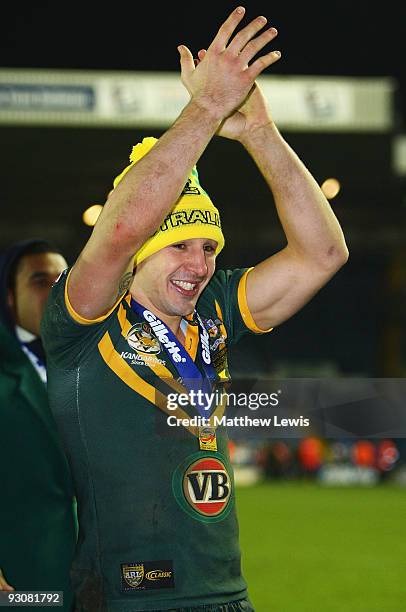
0,239,77,610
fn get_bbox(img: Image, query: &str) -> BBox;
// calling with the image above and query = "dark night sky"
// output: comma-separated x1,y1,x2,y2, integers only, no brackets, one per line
1,1,406,123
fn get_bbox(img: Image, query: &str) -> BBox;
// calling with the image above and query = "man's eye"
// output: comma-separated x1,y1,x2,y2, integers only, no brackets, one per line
31,278,50,288
204,245,215,253
172,243,186,250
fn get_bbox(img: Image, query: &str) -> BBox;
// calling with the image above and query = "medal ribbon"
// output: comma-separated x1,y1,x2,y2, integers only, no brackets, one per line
130,298,217,417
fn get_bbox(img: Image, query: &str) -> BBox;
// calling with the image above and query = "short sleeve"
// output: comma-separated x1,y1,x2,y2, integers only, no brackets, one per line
197,268,273,346
41,268,119,369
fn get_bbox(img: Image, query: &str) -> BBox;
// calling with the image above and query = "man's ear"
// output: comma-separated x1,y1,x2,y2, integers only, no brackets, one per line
7,288,15,312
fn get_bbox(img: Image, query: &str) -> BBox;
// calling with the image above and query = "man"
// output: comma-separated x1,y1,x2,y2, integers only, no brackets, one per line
41,7,348,611
0,239,77,610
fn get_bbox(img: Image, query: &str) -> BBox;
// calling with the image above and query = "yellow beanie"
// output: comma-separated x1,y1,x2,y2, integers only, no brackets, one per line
113,137,225,266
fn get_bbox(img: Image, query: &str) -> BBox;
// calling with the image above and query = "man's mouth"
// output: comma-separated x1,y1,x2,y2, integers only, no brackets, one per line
170,279,200,296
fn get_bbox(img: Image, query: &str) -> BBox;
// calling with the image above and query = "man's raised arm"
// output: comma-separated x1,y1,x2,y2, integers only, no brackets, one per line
243,113,349,330
211,82,349,331
68,6,281,321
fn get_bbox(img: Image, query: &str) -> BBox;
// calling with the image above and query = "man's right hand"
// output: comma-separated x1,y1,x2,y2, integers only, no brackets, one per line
178,6,278,122
0,568,14,592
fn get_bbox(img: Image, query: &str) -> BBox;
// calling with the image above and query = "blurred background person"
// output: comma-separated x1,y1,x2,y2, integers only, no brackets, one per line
375,438,400,481
0,239,77,610
350,439,376,470
297,436,325,479
258,440,295,480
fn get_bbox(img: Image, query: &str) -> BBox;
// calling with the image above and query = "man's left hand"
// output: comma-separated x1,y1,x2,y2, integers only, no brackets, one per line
194,47,280,142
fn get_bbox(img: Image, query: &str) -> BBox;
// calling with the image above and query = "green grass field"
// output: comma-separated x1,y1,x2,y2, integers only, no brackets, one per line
236,482,406,612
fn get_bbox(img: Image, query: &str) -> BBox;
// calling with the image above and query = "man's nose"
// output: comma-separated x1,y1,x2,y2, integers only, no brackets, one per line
187,249,208,277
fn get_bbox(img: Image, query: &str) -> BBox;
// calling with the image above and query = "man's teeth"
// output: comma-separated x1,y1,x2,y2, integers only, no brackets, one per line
172,280,196,291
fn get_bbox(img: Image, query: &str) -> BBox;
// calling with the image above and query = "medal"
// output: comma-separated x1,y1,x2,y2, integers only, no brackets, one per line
198,426,217,451
130,299,217,415
130,299,220,451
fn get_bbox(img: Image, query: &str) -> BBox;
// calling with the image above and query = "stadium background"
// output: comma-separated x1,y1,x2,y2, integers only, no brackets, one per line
1,2,406,610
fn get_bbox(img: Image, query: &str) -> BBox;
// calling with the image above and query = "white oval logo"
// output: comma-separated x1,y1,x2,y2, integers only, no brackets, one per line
126,323,161,354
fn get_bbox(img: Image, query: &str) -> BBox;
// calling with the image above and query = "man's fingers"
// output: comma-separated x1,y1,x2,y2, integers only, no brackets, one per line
208,6,246,52
247,50,282,80
178,45,195,78
239,27,278,66
193,49,207,67
227,15,268,56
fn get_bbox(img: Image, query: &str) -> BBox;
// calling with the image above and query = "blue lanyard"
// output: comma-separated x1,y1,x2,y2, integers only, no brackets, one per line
130,298,217,417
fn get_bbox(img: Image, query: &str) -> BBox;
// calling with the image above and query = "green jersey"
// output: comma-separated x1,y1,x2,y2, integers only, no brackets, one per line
41,267,268,611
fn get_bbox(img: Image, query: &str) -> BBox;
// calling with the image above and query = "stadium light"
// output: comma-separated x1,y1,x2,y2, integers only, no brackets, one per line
83,204,103,226
321,178,341,200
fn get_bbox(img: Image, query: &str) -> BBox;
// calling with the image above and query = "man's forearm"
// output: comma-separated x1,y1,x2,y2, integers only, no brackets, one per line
242,122,348,266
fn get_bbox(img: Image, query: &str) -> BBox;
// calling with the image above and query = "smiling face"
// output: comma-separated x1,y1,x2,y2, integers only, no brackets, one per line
131,238,217,327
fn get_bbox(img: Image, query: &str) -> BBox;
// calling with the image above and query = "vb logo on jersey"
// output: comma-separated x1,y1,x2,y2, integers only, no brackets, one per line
172,453,233,523
126,322,161,355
